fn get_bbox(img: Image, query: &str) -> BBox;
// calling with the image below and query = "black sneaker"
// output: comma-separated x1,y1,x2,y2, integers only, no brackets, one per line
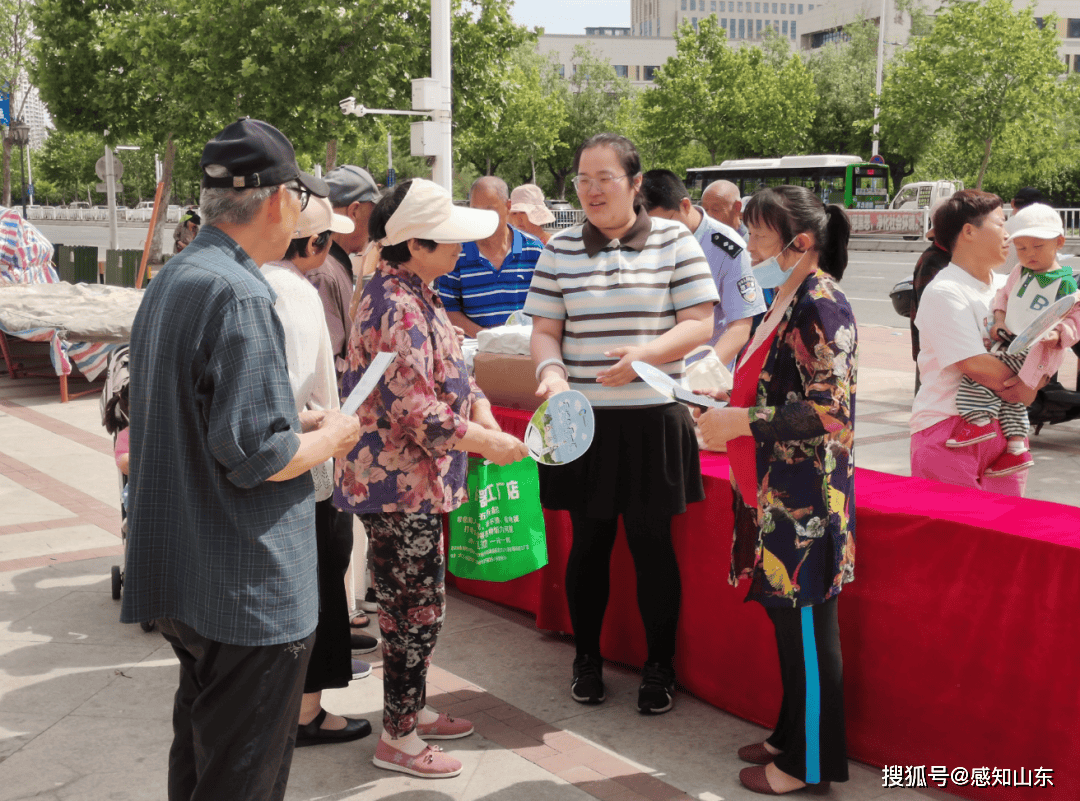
571,654,606,704
351,632,379,654
637,661,676,714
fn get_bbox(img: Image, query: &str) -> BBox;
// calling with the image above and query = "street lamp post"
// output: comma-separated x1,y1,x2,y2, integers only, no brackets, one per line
9,119,30,218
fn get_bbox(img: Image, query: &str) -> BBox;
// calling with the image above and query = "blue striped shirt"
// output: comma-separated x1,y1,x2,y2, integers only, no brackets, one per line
436,226,543,328
121,225,318,646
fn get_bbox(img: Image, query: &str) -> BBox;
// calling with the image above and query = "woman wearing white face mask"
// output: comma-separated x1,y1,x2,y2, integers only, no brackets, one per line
696,185,856,797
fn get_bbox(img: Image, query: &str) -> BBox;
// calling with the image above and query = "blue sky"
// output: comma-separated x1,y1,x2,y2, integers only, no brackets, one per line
509,0,631,35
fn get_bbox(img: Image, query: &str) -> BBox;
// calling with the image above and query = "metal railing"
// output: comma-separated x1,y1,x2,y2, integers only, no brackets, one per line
20,205,184,224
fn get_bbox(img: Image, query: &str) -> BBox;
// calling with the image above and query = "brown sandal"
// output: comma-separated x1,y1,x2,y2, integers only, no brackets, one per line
739,766,831,796
738,742,777,765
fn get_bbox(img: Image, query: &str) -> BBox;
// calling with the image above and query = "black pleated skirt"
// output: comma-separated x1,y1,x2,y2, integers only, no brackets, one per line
538,403,704,519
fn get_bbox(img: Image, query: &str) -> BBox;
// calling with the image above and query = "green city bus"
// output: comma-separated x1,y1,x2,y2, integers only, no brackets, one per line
686,155,891,210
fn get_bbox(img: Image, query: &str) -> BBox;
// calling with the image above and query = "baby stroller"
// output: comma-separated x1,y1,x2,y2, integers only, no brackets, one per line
99,344,153,631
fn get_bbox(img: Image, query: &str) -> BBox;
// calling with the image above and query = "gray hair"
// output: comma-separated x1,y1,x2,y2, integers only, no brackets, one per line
199,164,278,227
470,175,509,203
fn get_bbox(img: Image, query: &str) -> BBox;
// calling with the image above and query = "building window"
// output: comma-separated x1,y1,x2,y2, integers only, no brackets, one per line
644,65,659,80
730,20,736,37
690,0,696,10
1068,19,1080,38
780,2,786,12
1034,17,1044,29
737,1,742,11
756,18,762,35
755,2,760,11
682,0,687,9
772,2,777,11
712,0,717,10
782,20,788,34
557,64,565,78
739,17,745,37
720,17,727,28
798,3,803,13
791,20,796,39
614,65,628,77
1074,54,1080,72
693,16,698,28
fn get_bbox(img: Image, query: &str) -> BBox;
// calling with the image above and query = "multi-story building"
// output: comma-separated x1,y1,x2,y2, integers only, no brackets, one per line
9,75,50,151
631,0,811,42
540,0,1080,90
799,0,1080,75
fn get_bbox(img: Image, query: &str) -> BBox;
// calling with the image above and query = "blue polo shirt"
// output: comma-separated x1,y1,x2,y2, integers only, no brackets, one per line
436,225,543,328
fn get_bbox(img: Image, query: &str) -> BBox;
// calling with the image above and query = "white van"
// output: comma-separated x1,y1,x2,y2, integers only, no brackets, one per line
889,180,963,212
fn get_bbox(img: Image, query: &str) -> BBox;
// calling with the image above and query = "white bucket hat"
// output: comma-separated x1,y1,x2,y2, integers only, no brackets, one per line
1006,203,1064,240
510,184,556,226
384,179,498,245
295,195,354,238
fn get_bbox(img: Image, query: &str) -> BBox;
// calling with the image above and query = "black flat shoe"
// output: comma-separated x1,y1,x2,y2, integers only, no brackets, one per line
295,709,373,747
351,632,379,654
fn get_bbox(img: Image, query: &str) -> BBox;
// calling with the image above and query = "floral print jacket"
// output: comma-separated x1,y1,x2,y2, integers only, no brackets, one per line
333,261,484,515
730,268,857,608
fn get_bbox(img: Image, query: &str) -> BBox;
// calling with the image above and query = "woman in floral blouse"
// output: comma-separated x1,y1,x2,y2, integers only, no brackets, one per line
334,179,528,779
697,185,856,797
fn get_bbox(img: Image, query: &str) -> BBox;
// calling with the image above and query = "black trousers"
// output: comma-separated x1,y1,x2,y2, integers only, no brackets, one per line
566,510,681,666
303,500,354,693
158,618,315,801
764,595,848,784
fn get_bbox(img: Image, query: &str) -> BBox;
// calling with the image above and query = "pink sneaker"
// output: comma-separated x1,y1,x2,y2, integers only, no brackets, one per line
984,450,1033,477
416,712,474,740
946,420,997,448
372,739,462,778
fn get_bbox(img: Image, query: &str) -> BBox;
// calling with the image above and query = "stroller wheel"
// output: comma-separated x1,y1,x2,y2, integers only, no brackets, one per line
111,565,122,600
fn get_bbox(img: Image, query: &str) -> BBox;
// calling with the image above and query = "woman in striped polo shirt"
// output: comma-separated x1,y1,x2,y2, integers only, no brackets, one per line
524,133,719,715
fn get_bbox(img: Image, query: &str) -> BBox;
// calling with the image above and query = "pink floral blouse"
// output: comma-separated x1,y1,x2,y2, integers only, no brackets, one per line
333,261,485,514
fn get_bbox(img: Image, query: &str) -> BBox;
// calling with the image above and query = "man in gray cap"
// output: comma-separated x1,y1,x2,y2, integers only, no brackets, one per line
124,118,361,801
308,165,380,374
307,164,382,648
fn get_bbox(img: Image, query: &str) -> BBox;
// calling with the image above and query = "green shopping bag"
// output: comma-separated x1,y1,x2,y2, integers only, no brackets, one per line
448,456,547,581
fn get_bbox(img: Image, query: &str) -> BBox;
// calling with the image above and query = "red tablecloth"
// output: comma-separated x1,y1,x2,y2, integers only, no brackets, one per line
448,407,1080,800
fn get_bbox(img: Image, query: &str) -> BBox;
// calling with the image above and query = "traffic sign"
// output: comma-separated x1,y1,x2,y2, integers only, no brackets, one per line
869,154,885,165
95,153,124,181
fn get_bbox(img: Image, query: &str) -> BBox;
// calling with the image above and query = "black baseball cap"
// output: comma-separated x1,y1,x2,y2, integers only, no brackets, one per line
200,117,329,197
1012,187,1046,208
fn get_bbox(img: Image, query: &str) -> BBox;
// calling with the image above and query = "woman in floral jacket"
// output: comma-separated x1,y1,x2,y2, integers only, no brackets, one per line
334,179,527,779
697,185,856,797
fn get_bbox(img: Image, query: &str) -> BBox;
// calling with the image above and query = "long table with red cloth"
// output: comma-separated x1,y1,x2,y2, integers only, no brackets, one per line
447,406,1080,801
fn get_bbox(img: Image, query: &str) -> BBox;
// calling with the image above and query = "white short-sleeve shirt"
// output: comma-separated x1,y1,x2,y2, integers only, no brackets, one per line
910,263,1006,434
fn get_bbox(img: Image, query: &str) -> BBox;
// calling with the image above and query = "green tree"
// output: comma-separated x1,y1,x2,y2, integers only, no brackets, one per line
33,0,532,260
643,17,817,167
456,44,564,182
803,16,877,158
0,0,36,207
877,0,1066,189
543,44,633,200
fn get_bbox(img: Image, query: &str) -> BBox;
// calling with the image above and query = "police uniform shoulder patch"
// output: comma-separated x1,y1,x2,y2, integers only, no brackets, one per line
712,232,743,259
737,275,759,304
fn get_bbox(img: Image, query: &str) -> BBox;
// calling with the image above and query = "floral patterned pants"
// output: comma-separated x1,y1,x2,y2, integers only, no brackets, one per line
359,512,445,738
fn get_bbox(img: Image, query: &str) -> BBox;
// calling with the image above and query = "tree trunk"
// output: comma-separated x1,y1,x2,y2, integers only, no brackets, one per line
976,137,992,191
325,139,337,173
486,157,492,176
149,136,176,265
2,136,11,208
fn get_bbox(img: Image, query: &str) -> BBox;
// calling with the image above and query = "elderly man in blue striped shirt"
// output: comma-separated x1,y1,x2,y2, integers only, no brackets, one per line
437,176,544,337
123,118,360,801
